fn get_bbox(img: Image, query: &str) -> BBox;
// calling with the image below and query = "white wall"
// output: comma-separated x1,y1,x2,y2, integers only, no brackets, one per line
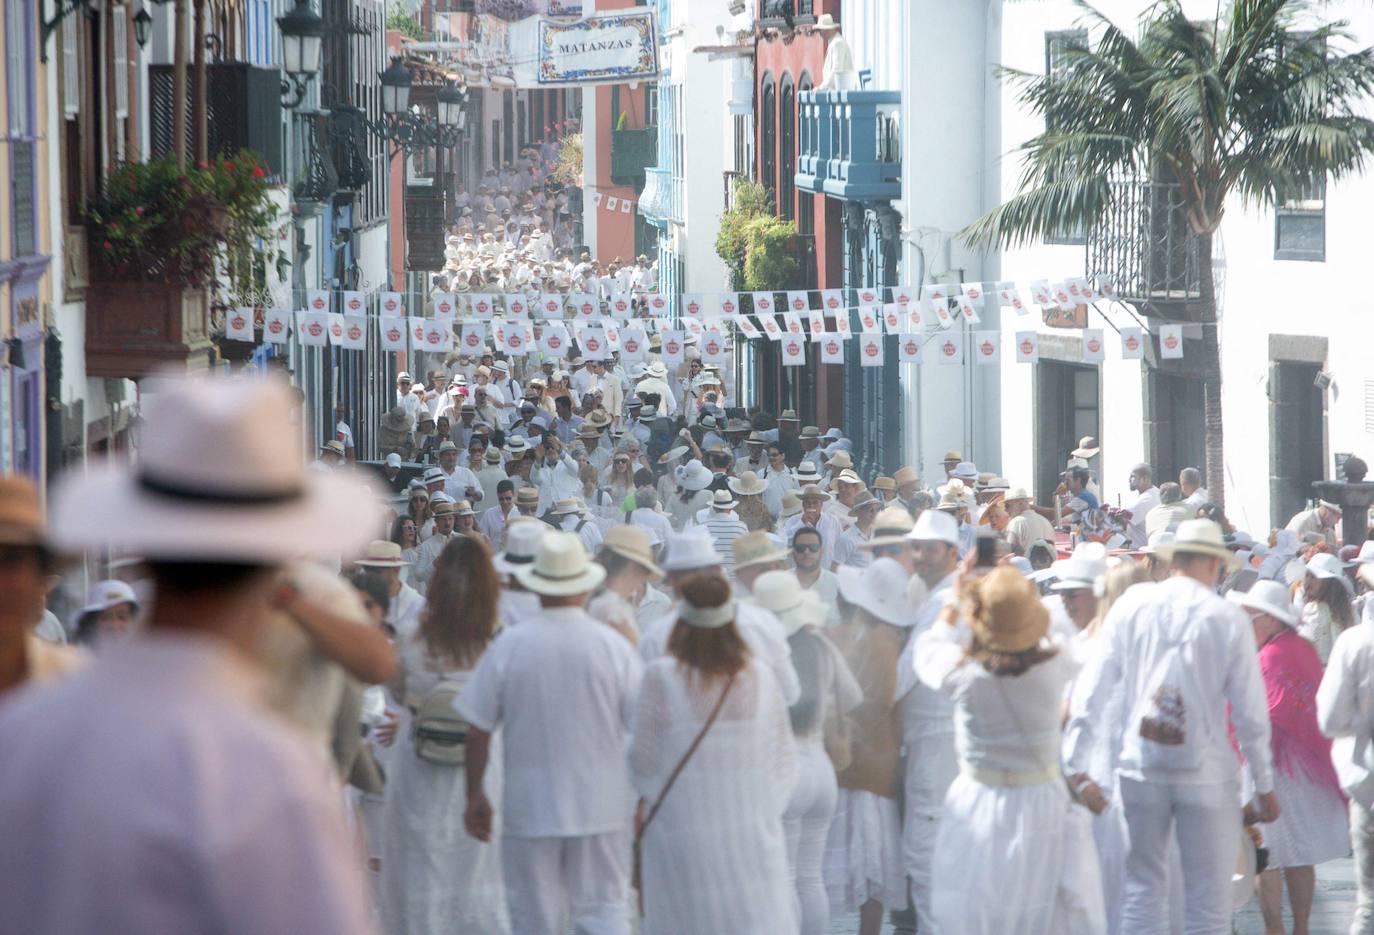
673,7,730,292
355,222,390,293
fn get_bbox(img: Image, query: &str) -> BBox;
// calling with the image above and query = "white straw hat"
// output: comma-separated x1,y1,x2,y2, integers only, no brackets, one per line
495,519,545,575
1050,542,1109,591
837,557,925,626
675,459,713,492
1156,519,1241,570
513,530,606,596
1307,551,1355,596
752,570,824,636
1227,580,1299,628
905,509,959,546
79,579,139,616
661,531,721,572
353,540,411,568
49,373,381,562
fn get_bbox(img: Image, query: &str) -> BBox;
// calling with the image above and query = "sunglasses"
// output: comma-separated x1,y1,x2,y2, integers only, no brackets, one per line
614,458,630,465
792,542,821,553
873,543,908,556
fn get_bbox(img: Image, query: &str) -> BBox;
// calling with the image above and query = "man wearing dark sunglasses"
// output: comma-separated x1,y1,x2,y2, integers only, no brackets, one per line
790,526,840,627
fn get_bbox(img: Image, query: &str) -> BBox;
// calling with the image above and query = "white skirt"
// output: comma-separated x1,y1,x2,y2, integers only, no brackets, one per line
823,789,908,912
932,774,1105,935
1262,759,1351,869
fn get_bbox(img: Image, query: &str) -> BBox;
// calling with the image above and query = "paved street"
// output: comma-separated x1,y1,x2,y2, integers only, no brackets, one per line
827,858,1357,934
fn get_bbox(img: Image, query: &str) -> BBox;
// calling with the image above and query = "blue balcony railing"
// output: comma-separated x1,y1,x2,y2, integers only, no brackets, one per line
638,167,674,225
795,89,901,202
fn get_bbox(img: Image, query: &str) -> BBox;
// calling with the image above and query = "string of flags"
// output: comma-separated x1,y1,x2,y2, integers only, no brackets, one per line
587,191,637,215
222,275,1186,366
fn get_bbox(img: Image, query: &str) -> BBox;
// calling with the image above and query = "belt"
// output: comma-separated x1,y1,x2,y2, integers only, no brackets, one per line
961,764,1061,788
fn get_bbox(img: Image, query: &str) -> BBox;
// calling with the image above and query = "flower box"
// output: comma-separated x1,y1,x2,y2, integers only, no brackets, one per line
85,280,212,379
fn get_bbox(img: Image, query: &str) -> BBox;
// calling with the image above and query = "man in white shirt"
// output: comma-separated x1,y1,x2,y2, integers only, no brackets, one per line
1064,519,1277,935
478,481,518,549
832,492,880,570
474,448,508,516
1003,487,1057,556
551,498,603,554
1179,467,1209,510
1287,499,1342,549
459,533,641,935
355,542,426,642
1119,462,1162,549
411,501,458,594
439,441,483,505
789,524,841,627
783,486,844,572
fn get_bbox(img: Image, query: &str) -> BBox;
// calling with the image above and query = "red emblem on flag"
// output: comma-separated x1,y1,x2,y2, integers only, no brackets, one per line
466,332,480,347
309,322,324,337
942,341,957,358
427,329,441,345
348,298,362,311
1125,335,1140,352
686,301,700,315
1087,338,1102,354
268,319,284,335
1164,334,1179,350
1020,340,1034,356
230,314,246,331
548,335,562,349
826,296,839,309
586,338,600,352
665,339,680,355
864,342,879,358
826,340,840,356
980,340,994,356
386,327,401,342
792,297,806,310
624,338,639,353
311,297,325,310
903,340,918,356
347,324,363,341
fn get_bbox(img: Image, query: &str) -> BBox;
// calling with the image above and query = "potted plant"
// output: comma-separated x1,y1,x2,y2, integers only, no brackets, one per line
83,151,279,378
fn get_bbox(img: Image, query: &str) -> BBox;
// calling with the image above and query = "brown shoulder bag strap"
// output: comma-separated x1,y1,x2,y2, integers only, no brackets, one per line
637,671,737,842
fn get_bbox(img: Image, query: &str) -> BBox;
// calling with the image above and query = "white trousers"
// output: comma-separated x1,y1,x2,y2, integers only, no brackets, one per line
1352,799,1374,935
1118,777,1238,935
784,742,839,935
501,832,631,935
901,730,958,933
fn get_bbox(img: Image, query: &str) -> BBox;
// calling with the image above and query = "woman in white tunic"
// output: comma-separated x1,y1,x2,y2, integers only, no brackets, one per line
1297,552,1355,664
628,572,798,935
379,535,510,935
588,526,665,645
916,566,1106,935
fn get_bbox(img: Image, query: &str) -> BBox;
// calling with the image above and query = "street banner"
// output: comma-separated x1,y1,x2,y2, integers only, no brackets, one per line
541,322,569,358
781,334,806,367
569,293,598,319
786,290,810,314
504,323,530,356
820,334,846,365
858,306,881,333
1160,323,1185,359
962,282,985,305
408,317,428,348
505,294,530,319
1030,280,1052,305
468,293,495,320
1015,331,1040,364
537,293,563,319
808,309,826,339
856,285,881,306
906,305,925,331
341,314,368,350
892,285,915,309
379,317,408,352
782,311,805,337
932,299,954,330
326,313,347,346
379,291,404,318
603,322,622,351
858,334,884,368
1096,276,1118,299
646,292,669,315
819,289,845,316
883,304,903,335
751,291,777,315
702,330,728,365
342,291,366,317
923,283,952,305
606,196,619,212
717,292,740,317
579,324,608,359
834,311,852,338
1121,327,1145,360
898,333,924,364
682,293,705,319
761,315,783,341
956,295,981,323
535,11,660,86
620,325,647,361
1082,328,1106,363
973,331,999,365
422,319,453,354
460,322,487,354
736,316,761,339
936,333,963,365
683,318,704,338
226,307,254,343
264,309,291,344
305,289,330,315
432,293,457,320
297,312,329,346
608,293,634,317
660,330,685,365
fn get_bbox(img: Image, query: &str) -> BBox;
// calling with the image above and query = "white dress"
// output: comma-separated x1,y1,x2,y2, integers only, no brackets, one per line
917,626,1106,935
378,637,509,935
629,658,798,935
1299,599,1337,664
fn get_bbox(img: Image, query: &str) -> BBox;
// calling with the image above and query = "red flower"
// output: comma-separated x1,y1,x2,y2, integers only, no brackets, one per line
225,161,236,171
253,165,265,178
134,206,144,217
102,240,113,250
197,160,210,170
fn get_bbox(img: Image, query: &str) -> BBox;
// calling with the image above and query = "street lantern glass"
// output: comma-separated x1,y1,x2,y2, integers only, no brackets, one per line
133,6,152,49
380,59,412,116
437,84,463,128
277,0,326,78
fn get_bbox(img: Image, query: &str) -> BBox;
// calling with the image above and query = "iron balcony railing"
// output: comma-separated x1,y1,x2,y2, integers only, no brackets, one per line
1087,180,1202,305
610,127,657,184
795,89,900,202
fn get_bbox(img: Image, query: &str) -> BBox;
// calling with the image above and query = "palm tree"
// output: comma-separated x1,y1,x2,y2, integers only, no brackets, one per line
965,0,1374,509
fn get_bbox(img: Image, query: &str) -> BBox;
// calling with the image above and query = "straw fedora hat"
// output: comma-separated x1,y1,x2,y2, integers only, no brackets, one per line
584,408,612,429
813,12,840,30
752,570,822,636
1156,519,1241,570
552,497,585,516
431,499,459,517
872,476,896,494
733,530,790,571
1227,579,1299,628
893,466,920,488
495,518,545,575
828,451,854,472
847,491,881,517
515,486,541,507
798,484,830,503
600,526,663,580
514,530,606,596
728,471,769,497
800,426,822,439
965,566,1050,653
49,374,380,562
710,489,739,511
354,540,411,568
861,506,915,549
0,475,45,547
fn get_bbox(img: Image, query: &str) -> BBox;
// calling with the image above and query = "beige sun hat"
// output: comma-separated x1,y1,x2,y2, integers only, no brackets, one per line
893,466,920,488
860,506,915,549
965,566,1050,653
780,490,803,519
847,491,881,517
733,530,790,571
600,525,664,580
514,530,606,596
798,484,830,503
354,540,411,568
828,451,854,472
1156,519,1241,570
0,475,45,547
728,471,769,497
872,476,896,493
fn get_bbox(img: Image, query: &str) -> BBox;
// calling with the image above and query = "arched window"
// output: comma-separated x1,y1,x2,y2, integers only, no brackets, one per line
795,71,814,235
760,74,777,204
779,74,795,220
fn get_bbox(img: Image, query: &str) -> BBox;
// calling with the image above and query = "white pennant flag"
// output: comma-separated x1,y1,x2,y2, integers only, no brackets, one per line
606,196,619,212
1066,277,1090,302
432,293,457,320
808,308,826,339
1160,323,1185,359
858,306,881,333
408,317,428,348
468,293,495,320
305,289,330,315
378,291,404,318
1121,326,1146,360
422,320,453,353
505,294,530,320
956,295,981,323
620,199,633,214
819,289,845,316
907,306,926,331
898,334,924,364
1009,290,1031,316
859,334,884,368
620,325,647,360
263,309,291,344
458,322,486,354
379,317,408,352
1053,283,1075,310
717,292,741,317
962,282,986,305
645,292,670,316
701,330,728,364
1015,331,1039,363
1082,328,1106,363
785,290,810,314
1030,280,1052,306
297,311,329,346
342,290,366,317
1096,276,1118,299
590,191,603,207
760,315,783,341
973,331,999,365
341,314,367,350
936,333,963,365
924,283,952,305
856,285,881,307
751,291,777,315
568,293,598,319
608,293,634,317
892,285,915,309
580,325,608,359
834,311,852,338
883,304,903,335
541,322,570,358
682,293,706,319
932,299,954,330
226,307,254,342
819,334,846,365
537,293,563,319
683,318,705,338
781,334,806,367
326,313,346,346
782,311,805,337
504,324,529,356
736,316,761,339
660,330,686,365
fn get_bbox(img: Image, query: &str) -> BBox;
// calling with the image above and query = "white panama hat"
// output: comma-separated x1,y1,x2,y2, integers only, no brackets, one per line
837,557,926,627
1306,551,1356,596
496,519,546,576
513,530,606,597
661,531,721,572
49,373,381,562
1156,519,1241,570
905,508,959,546
1227,579,1300,628
1050,542,1109,592
752,571,826,636
353,540,411,568
79,579,139,616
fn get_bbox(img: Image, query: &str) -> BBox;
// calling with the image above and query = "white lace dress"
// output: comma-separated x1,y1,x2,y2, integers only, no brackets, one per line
378,637,509,935
629,658,799,935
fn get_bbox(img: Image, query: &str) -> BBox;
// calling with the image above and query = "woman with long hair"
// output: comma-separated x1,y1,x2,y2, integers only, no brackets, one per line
918,566,1105,935
1297,552,1355,664
668,459,714,530
408,487,434,538
628,572,798,934
379,535,509,935
600,447,638,505
391,514,421,569
587,526,663,646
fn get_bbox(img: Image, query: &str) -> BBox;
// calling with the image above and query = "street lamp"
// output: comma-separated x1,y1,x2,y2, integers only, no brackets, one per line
276,0,326,109
356,60,466,156
436,83,467,131
133,6,153,49
379,58,412,117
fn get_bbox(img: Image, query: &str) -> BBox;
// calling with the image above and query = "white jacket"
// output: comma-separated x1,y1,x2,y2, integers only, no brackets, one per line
1318,610,1374,806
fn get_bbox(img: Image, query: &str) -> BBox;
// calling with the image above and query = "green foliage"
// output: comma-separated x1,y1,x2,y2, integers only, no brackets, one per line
615,111,629,131
963,0,1374,249
550,132,583,187
385,8,424,41
86,150,279,287
715,177,796,291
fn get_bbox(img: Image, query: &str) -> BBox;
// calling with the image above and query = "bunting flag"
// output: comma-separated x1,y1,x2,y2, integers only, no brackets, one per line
421,319,453,353
760,315,783,341
858,306,881,333
786,290,810,314
858,333,884,368
682,293,706,319
1015,331,1040,363
936,332,963,365
1082,328,1106,363
973,331,999,365
537,293,563,319
962,282,985,305
432,293,457,320
459,322,487,354
892,285,916,309
340,314,368,350
819,289,845,316
468,293,495,319
932,300,954,330
834,311,852,339
603,322,622,352
503,323,529,356
819,333,845,364
781,333,807,366
717,292,740,317
701,330,728,365
408,317,428,348
580,324,608,359
898,333,924,364
305,289,330,315
645,293,670,315
1160,323,1185,359
263,309,291,344
226,307,254,342
379,291,404,317
807,308,826,339
297,311,329,346
620,325,647,361
504,294,530,319
956,294,981,323
736,316,761,339
1121,327,1145,360
855,285,881,306
342,291,367,317
660,329,685,365
882,304,902,335
752,291,777,315
781,311,805,337
379,317,408,352
608,293,634,317
326,313,347,346
541,322,570,357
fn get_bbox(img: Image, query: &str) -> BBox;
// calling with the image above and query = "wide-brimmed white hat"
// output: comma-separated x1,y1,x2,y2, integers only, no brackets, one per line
79,579,139,616
354,540,411,568
1227,579,1299,628
1306,552,1355,596
514,531,606,596
552,497,585,516
752,571,825,636
905,508,959,546
1050,542,1109,591
1156,519,1241,570
49,374,380,562
1071,435,1101,459
837,558,926,626
658,445,690,466
728,471,768,497
676,459,713,492
662,531,721,572
496,519,545,575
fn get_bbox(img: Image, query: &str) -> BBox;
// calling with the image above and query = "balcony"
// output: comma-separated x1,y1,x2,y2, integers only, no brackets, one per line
149,63,284,173
638,166,677,225
610,128,657,185
795,89,900,202
760,0,814,21
1087,180,1203,309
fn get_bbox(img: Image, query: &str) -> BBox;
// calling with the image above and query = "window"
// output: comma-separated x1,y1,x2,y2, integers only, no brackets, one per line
61,13,79,118
1275,177,1326,262
112,8,129,119
795,72,814,235
645,84,659,128
760,75,776,203
1044,30,1088,245
779,75,795,220
733,113,753,179
6,0,32,137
